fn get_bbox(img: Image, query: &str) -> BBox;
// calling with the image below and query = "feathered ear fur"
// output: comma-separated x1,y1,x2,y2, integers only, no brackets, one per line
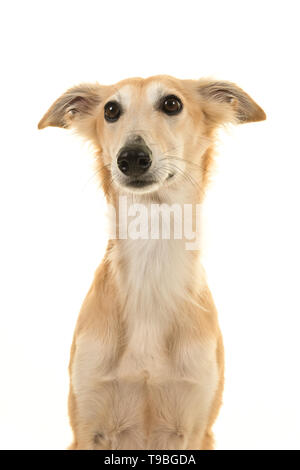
38,83,104,130
198,79,266,125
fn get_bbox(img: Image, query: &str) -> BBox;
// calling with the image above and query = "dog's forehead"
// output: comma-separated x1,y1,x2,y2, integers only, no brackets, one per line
145,81,172,103
113,84,133,108
111,80,174,108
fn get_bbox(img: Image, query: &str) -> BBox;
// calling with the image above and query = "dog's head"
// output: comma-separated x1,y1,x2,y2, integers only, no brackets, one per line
38,75,266,199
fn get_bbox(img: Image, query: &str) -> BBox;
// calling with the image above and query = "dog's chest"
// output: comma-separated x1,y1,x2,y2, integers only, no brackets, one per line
114,238,191,369
71,239,219,448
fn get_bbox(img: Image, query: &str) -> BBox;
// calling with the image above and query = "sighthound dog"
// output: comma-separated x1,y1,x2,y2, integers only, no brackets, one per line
38,75,266,449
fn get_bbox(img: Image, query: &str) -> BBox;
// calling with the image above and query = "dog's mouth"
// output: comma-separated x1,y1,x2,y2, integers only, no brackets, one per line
118,172,175,193
125,172,175,189
125,178,157,189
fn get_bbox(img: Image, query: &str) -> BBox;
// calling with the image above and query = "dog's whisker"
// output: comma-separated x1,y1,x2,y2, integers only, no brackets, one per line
157,162,206,198
160,155,208,172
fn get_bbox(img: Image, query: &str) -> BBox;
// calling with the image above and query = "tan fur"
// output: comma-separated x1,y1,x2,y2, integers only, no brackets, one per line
39,75,265,449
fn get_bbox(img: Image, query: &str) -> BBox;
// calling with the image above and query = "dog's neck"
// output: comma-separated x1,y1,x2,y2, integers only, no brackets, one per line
107,184,204,319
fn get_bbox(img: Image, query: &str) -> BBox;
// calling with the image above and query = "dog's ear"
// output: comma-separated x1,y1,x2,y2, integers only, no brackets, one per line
38,83,104,130
198,79,266,125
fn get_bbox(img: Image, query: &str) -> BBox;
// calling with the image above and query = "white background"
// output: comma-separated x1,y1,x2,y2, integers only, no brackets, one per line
0,0,299,450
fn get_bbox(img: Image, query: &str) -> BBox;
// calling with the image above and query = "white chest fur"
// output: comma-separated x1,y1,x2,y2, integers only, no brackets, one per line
71,234,219,449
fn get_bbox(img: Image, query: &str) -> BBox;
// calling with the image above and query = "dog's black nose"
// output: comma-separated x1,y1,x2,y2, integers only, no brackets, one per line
117,146,152,176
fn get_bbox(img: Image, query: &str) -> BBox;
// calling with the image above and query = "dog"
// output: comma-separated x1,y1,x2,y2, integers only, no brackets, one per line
38,75,266,450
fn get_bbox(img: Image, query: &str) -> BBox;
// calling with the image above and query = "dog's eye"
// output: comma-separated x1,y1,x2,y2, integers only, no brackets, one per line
104,101,121,122
161,95,182,115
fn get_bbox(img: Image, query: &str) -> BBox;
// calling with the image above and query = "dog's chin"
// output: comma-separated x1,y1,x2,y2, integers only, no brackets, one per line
115,173,176,195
